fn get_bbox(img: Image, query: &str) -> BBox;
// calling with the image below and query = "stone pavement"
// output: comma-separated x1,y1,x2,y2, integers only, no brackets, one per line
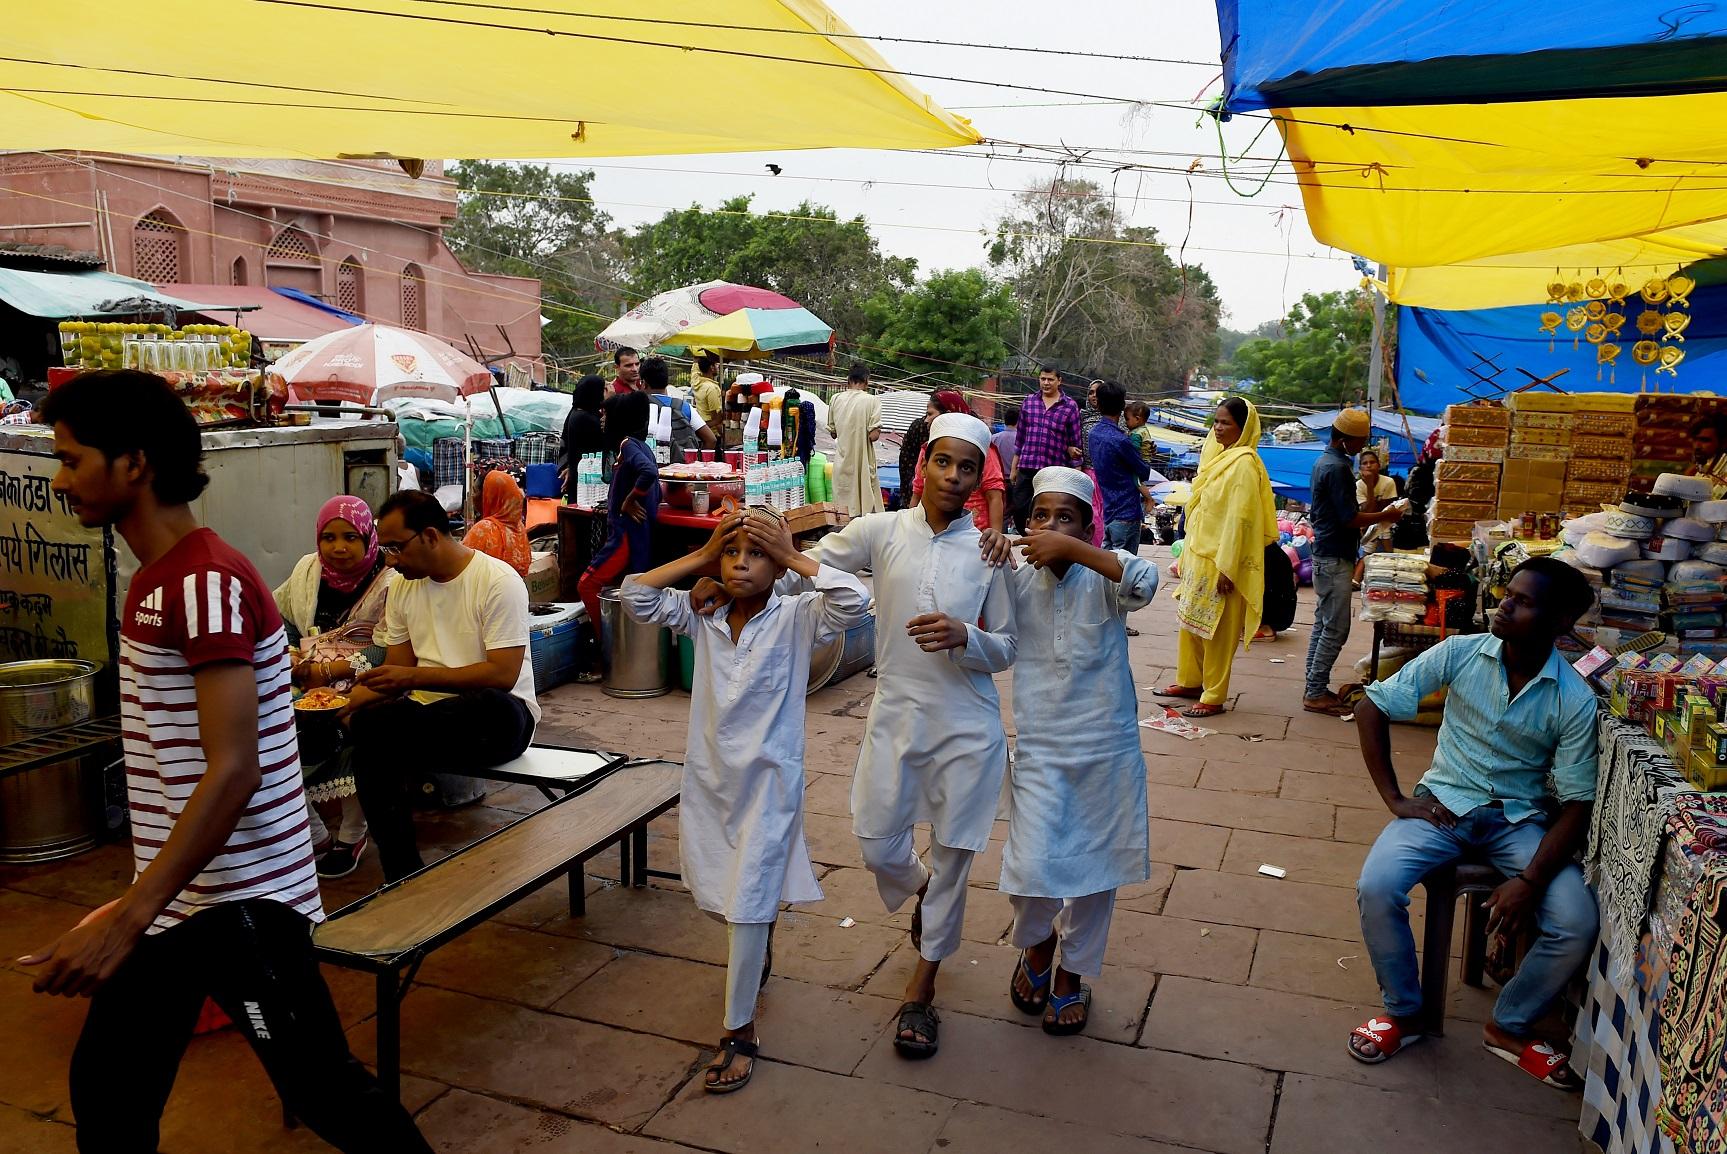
0,544,1590,1153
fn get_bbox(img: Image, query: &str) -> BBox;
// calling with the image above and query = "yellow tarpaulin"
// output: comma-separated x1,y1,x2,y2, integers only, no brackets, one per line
1276,93,1727,308
0,1,979,159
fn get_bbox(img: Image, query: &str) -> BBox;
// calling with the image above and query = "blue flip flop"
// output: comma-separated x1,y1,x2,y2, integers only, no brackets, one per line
1042,984,1093,1036
1010,952,1052,1016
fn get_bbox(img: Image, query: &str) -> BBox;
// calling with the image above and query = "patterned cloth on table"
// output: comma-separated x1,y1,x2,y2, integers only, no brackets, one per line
1585,716,1690,988
1577,938,1676,1154
1658,849,1727,1154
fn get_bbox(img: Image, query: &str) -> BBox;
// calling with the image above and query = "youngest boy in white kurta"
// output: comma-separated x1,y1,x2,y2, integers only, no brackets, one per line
621,510,870,1093
1001,466,1157,1035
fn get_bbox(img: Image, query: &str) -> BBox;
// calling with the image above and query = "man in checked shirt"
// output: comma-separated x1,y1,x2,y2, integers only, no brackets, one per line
1007,365,1083,533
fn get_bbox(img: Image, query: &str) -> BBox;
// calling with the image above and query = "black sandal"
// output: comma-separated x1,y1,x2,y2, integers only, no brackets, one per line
893,1001,940,1059
703,1035,760,1094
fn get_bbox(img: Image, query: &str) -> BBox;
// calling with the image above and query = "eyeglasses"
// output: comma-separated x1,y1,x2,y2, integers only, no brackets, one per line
378,532,420,558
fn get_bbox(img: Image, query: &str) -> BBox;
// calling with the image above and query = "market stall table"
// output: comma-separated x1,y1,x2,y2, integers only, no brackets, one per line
1576,714,1727,1154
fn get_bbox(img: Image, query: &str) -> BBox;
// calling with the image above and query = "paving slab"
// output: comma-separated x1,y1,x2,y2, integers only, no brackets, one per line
0,844,133,907
0,1104,76,1154
1114,861,1178,915
1147,817,1232,870
854,1008,1276,1154
644,1056,954,1154
1142,975,1438,1094
1142,752,1206,788
0,971,86,1115
0,889,93,979
737,908,903,989
1163,869,1375,942
412,922,616,1008
545,882,728,965
1196,761,1284,795
1221,829,1368,889
350,987,698,1128
1280,768,1384,809
861,939,1154,1046
931,1100,1209,1154
1104,908,1257,984
414,1089,708,1153
1334,806,1394,846
1268,1073,1582,1154
554,953,893,1076
1148,784,1335,839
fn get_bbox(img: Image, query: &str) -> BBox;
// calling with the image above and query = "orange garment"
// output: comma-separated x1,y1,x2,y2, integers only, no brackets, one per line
912,443,1007,531
465,471,532,578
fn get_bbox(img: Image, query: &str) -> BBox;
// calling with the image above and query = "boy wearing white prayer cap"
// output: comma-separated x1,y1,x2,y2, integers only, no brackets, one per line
693,410,1016,1060
996,466,1158,1034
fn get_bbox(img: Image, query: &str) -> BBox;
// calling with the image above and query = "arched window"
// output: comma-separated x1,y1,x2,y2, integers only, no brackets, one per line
400,263,425,331
266,225,318,266
132,210,184,283
336,257,364,316
230,256,248,286
264,224,321,294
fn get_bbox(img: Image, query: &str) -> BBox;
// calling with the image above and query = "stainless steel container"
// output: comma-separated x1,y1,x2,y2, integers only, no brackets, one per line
600,587,672,699
0,659,102,863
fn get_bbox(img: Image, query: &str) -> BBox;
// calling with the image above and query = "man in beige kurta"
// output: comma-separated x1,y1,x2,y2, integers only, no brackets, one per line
828,363,884,517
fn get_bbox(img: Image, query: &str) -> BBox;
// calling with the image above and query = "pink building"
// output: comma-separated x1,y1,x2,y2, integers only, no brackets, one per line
0,153,541,375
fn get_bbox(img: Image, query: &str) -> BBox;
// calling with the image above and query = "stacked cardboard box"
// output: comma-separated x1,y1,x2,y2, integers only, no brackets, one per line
1499,458,1566,519
1563,402,1635,515
1433,404,1509,540
1633,395,1697,493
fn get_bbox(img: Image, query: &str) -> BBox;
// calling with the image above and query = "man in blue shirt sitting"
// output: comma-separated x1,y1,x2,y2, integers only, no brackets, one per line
1086,381,1152,555
1346,557,1598,1091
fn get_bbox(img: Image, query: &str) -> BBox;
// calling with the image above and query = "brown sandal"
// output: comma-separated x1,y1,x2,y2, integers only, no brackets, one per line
1182,702,1224,718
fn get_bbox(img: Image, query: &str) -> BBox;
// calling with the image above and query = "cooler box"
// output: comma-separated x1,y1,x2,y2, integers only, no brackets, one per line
528,602,585,692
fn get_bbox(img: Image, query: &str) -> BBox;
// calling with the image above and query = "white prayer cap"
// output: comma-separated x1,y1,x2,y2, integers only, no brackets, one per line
927,412,991,457
1033,466,1095,504
735,371,764,387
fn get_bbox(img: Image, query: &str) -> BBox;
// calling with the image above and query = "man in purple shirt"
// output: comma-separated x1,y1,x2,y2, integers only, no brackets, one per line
1009,367,1083,532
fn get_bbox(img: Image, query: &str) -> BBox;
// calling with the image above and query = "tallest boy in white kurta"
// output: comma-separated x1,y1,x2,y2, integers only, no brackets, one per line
777,411,1016,1058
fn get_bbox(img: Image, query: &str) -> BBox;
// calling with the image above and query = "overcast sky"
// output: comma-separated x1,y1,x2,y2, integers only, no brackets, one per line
555,0,1355,329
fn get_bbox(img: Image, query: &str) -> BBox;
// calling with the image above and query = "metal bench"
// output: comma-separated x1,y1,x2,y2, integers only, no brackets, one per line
312,756,682,1101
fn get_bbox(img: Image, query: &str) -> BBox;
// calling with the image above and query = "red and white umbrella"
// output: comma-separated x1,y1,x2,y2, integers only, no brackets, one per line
268,324,493,406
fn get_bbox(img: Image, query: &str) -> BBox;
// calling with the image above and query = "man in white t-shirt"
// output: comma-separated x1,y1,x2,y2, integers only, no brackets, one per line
345,489,538,880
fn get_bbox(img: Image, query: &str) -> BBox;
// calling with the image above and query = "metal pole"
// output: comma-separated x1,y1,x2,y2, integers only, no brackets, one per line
1365,263,1388,421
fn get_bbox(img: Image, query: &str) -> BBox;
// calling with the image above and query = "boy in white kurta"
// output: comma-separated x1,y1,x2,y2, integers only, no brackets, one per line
1001,467,1156,1035
622,510,870,1093
747,411,1015,1059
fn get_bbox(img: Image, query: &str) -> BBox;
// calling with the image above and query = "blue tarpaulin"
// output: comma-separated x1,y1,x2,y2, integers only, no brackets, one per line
1394,285,1727,415
1218,2,1727,112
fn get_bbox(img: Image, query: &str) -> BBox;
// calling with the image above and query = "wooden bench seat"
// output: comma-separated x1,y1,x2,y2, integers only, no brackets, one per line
314,757,682,1100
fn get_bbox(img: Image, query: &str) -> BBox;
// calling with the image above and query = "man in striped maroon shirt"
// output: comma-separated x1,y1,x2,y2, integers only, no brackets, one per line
24,372,430,1153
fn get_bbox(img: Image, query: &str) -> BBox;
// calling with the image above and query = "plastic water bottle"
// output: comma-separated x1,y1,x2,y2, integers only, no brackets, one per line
745,462,762,508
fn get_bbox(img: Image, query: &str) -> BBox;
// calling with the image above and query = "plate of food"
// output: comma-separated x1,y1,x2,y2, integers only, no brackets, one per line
293,687,349,712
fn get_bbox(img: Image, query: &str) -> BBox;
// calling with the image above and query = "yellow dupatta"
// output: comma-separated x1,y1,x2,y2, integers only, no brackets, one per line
1176,399,1279,644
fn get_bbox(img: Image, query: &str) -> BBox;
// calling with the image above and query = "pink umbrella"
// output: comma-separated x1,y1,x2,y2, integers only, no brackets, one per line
268,324,493,406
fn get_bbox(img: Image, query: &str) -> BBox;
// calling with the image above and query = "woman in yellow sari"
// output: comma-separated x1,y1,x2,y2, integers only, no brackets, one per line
1160,397,1278,717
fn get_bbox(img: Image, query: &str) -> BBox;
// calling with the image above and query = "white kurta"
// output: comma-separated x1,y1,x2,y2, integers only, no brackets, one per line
1000,552,1157,897
784,509,1017,851
828,390,884,517
621,566,871,924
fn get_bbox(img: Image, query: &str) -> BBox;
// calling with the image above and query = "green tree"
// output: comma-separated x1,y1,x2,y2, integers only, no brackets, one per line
861,268,1016,385
1233,290,1386,405
444,161,627,377
987,179,1221,389
626,196,915,349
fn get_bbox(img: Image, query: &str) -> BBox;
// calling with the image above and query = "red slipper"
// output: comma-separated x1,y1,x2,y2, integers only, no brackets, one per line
1484,1040,1582,1090
1348,1017,1424,1064
1158,684,1203,699
1182,702,1224,718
